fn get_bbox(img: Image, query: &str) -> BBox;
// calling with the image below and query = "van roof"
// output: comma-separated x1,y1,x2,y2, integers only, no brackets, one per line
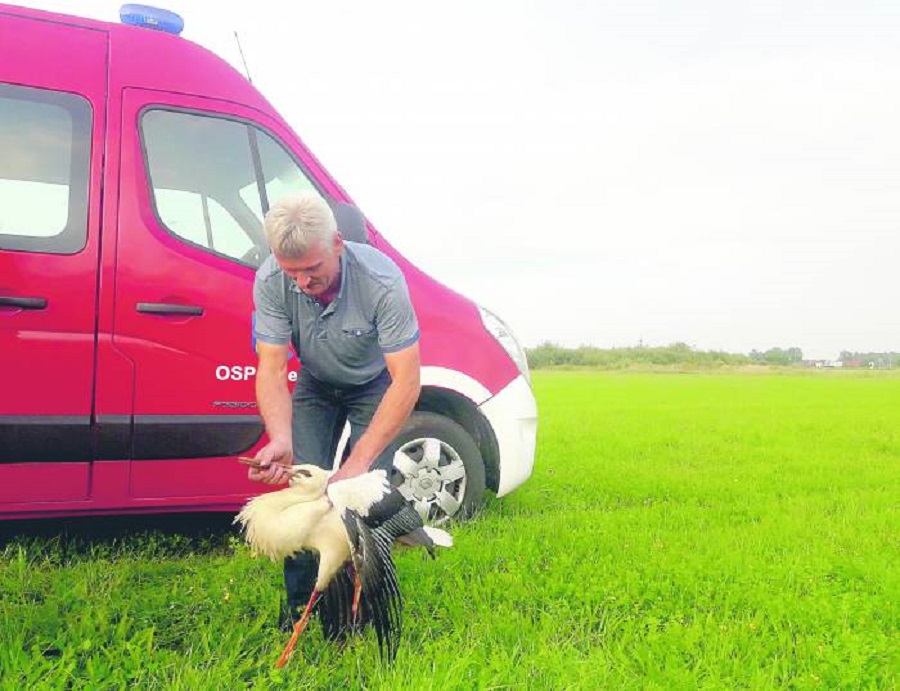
0,3,271,111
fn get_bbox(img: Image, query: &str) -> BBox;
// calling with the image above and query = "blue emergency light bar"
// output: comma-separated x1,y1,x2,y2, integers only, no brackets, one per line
119,4,184,35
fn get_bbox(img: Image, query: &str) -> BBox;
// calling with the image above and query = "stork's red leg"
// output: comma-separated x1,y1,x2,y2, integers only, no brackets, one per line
275,589,321,668
351,568,363,625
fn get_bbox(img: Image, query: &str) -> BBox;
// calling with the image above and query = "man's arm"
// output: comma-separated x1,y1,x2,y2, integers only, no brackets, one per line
248,341,294,484
329,342,421,483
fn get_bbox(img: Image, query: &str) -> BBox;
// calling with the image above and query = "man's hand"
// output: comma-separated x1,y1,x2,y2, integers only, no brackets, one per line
248,438,294,484
327,459,369,485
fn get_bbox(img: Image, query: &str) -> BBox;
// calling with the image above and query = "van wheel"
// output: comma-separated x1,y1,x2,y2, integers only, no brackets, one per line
389,412,485,525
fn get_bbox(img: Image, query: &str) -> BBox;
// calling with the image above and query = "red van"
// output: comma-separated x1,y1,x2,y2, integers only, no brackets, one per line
0,4,537,523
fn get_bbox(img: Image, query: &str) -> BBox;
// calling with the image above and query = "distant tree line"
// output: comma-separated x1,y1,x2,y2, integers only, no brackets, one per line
525,342,802,369
525,343,900,370
748,347,804,366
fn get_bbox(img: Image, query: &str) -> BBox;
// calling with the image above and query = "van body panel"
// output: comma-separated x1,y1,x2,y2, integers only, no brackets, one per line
0,464,91,504
0,11,107,502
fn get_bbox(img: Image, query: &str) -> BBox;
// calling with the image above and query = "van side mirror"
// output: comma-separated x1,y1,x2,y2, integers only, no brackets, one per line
330,202,369,244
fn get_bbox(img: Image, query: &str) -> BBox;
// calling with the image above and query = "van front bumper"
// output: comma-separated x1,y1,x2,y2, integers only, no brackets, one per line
478,375,538,496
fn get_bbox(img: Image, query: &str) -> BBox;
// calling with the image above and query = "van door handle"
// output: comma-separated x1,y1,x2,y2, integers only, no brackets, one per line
0,296,48,309
136,302,204,316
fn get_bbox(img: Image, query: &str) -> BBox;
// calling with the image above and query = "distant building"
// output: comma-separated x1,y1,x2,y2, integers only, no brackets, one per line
812,360,843,369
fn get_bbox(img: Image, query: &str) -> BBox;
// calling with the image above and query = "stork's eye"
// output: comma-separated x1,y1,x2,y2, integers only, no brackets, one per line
297,468,312,478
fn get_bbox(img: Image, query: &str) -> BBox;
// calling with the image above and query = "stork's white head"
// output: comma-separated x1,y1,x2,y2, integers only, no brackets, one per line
285,464,331,500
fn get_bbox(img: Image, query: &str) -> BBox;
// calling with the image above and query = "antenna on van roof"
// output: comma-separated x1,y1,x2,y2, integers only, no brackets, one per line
234,31,253,83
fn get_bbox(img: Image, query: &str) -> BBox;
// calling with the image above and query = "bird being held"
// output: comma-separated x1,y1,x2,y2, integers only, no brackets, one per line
234,462,452,667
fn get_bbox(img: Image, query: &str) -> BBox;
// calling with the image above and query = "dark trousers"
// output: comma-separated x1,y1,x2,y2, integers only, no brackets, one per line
283,367,393,615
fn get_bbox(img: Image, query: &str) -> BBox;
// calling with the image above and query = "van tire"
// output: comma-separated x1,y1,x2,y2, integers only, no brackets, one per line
389,411,485,524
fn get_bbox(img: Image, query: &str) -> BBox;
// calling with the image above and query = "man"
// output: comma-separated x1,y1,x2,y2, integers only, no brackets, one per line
247,191,421,625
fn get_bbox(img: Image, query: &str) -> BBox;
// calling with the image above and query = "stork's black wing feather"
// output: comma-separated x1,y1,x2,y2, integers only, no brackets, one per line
357,485,437,556
354,485,412,529
341,509,403,660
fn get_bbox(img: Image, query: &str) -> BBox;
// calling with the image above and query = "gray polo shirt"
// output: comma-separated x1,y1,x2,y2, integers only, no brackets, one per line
253,241,419,386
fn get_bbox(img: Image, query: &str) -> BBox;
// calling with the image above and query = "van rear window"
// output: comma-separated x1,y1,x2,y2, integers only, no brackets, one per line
0,84,91,254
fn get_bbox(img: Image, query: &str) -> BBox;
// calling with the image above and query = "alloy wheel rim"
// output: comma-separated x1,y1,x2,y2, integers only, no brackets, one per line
392,436,467,524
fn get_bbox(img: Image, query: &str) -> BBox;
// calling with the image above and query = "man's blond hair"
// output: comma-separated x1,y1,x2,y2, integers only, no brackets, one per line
264,192,337,257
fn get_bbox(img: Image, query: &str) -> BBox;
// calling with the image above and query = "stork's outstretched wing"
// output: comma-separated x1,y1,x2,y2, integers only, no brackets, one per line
340,509,403,660
328,471,441,555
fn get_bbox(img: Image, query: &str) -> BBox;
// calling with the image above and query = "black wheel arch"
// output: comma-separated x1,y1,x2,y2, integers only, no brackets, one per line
414,386,500,494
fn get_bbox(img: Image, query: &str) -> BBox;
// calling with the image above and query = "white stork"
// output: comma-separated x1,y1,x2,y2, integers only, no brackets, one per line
234,462,452,667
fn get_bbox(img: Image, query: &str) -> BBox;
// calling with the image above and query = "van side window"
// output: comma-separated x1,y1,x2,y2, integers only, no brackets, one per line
0,84,91,254
141,109,318,268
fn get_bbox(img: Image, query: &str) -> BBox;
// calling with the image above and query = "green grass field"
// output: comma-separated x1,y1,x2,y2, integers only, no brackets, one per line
1,371,898,689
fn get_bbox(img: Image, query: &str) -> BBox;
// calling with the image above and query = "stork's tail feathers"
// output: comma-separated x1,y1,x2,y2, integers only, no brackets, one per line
423,526,453,548
395,525,453,558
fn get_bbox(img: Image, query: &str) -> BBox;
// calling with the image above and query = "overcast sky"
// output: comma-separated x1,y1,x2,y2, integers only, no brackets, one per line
13,0,900,359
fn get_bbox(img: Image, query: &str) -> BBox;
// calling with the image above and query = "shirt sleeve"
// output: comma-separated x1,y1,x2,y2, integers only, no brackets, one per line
253,272,292,346
375,276,420,353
